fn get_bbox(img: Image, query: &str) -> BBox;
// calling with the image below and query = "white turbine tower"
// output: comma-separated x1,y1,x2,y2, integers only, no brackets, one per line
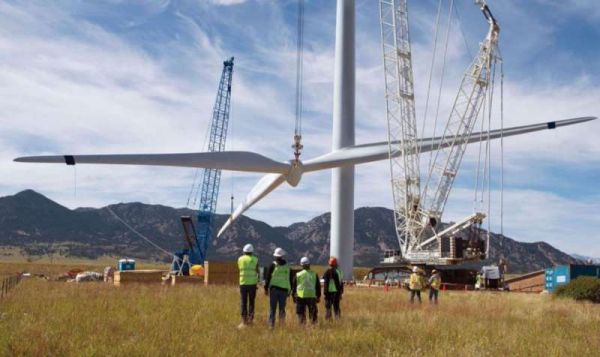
330,0,356,278
14,0,596,278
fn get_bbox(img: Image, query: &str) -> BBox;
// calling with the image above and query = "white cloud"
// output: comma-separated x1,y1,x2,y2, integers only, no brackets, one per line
209,0,247,6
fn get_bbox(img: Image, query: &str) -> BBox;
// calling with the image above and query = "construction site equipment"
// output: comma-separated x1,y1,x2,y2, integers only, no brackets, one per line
174,57,235,274
75,272,103,283
190,265,205,276
379,0,500,266
480,265,501,289
545,264,600,292
118,259,136,271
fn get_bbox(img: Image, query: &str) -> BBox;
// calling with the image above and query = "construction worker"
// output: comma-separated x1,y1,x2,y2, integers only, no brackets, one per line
264,247,292,328
237,243,259,328
409,266,423,304
428,269,441,304
322,256,343,320
475,272,483,290
292,257,321,325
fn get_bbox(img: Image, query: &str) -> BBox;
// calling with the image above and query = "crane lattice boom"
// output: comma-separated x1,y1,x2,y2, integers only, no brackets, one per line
420,4,499,232
187,57,234,266
379,0,422,255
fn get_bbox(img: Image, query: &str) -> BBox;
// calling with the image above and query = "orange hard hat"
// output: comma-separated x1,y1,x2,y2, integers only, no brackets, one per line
328,257,338,267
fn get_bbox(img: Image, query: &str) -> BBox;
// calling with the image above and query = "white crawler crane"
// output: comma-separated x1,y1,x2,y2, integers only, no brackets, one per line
380,0,500,265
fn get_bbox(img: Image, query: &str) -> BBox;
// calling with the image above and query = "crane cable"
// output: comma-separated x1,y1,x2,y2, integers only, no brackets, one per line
105,206,173,258
186,116,212,208
500,56,504,239
229,87,235,215
419,0,444,149
426,0,454,174
292,0,305,165
485,55,498,255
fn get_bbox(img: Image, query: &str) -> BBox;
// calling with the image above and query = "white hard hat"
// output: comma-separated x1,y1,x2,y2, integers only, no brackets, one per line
300,257,310,266
273,247,286,257
412,266,419,273
243,244,254,253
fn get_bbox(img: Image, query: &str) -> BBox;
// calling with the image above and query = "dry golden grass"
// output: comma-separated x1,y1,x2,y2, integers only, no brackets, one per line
0,262,599,356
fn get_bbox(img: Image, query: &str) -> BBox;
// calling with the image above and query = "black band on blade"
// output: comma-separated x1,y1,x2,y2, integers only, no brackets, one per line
64,155,76,165
547,122,556,129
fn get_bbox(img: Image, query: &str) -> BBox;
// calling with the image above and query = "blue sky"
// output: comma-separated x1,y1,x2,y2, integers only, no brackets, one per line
1,0,599,257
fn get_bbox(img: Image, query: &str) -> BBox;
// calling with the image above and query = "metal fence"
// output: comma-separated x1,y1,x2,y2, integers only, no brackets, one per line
1,274,22,299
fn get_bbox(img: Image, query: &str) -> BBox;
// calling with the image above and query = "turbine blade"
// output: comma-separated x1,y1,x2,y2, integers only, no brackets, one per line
14,151,291,174
217,173,286,237
303,116,596,171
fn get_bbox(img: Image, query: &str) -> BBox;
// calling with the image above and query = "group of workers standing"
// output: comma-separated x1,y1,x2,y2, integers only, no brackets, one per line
237,243,343,329
238,244,444,328
408,266,441,304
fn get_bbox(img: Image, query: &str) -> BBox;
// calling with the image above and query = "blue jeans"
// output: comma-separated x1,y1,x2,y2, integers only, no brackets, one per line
268,288,288,327
429,288,439,303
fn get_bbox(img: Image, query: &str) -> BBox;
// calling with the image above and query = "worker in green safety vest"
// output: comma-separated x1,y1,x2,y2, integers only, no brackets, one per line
428,269,441,304
292,257,321,325
264,247,292,328
237,243,259,329
322,256,343,320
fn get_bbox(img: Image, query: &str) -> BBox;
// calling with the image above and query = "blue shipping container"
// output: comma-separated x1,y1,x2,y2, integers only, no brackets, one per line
545,264,600,292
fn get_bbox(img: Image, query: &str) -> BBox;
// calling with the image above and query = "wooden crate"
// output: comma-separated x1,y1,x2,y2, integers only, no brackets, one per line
113,270,167,286
204,261,239,285
169,275,204,286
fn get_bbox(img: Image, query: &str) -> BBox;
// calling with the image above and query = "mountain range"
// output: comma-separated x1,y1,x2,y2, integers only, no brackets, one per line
0,190,581,273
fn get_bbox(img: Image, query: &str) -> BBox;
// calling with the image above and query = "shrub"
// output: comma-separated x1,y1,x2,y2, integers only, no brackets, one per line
554,276,600,303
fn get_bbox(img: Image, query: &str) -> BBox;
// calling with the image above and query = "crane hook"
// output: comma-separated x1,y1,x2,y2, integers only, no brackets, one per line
292,134,303,166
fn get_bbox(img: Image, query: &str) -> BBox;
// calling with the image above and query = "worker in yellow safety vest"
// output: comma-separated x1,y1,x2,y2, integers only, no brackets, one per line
292,257,321,325
264,247,292,328
322,256,343,320
409,266,423,304
475,273,483,290
238,243,259,328
428,269,442,304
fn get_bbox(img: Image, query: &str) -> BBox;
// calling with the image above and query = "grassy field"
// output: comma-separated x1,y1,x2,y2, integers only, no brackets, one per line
0,262,599,356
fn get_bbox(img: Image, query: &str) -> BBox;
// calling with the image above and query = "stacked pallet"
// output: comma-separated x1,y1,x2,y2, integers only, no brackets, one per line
504,270,545,293
113,270,167,286
204,261,239,285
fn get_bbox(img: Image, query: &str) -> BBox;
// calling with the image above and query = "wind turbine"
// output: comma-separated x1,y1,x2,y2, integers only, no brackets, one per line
14,0,596,278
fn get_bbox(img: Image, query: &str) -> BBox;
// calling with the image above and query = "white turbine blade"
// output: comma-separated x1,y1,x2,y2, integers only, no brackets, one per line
217,173,286,237
14,151,291,174
303,116,596,172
